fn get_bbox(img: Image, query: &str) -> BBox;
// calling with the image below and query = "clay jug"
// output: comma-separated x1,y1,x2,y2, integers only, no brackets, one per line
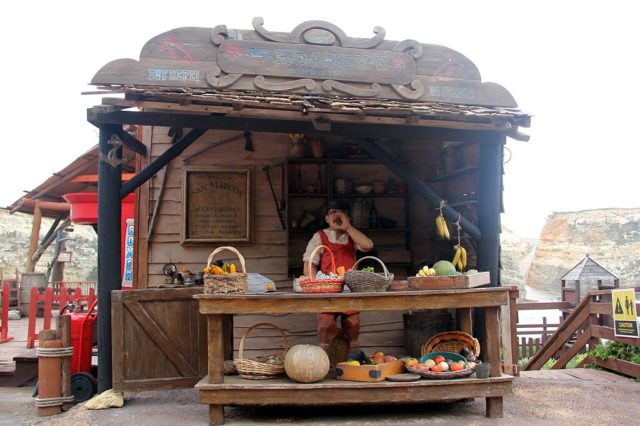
311,137,325,158
289,133,306,158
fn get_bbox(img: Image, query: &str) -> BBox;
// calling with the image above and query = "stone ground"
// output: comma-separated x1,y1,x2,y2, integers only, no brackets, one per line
1,369,638,426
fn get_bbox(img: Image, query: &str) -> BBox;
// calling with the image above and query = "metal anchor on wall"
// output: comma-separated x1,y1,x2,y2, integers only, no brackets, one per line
100,134,132,169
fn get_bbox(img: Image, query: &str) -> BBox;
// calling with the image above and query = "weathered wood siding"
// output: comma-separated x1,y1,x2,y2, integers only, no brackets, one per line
135,127,481,361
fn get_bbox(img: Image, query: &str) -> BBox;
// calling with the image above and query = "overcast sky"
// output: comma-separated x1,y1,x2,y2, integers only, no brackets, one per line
1,1,638,238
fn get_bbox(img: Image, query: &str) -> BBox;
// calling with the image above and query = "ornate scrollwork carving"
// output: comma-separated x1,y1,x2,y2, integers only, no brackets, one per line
206,65,242,88
392,79,425,100
252,17,385,48
211,25,230,45
393,39,423,59
253,75,317,91
322,80,382,97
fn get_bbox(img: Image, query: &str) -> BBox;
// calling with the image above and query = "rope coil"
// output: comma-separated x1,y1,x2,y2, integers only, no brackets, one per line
36,347,74,358
35,395,75,407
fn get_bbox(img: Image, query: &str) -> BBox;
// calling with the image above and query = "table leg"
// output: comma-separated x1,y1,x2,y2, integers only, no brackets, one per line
207,314,225,424
484,306,503,418
222,314,233,360
486,395,503,418
483,306,501,377
457,308,473,335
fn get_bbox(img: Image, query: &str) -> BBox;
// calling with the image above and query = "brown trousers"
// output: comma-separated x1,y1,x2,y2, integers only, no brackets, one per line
317,312,360,350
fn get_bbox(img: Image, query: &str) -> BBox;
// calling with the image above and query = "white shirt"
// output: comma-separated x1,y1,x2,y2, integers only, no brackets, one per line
302,229,365,265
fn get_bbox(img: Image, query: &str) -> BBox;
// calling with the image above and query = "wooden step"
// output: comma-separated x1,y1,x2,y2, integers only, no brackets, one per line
0,349,38,387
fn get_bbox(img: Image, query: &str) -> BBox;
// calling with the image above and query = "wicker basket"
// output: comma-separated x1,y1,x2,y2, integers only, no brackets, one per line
344,256,394,292
421,331,481,358
234,323,289,380
203,246,248,294
299,245,344,293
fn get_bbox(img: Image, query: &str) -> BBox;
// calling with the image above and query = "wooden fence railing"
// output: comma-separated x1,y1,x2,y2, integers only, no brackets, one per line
523,288,640,378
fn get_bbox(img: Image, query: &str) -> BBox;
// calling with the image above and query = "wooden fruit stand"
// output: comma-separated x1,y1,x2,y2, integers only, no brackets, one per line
194,287,511,425
69,17,532,419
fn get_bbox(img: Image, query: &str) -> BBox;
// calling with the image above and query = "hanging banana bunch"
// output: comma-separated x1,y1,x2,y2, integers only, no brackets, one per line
435,200,450,239
452,244,467,271
452,213,467,271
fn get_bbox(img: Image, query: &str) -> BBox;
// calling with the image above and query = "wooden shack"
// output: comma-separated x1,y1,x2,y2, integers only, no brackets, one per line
86,18,530,392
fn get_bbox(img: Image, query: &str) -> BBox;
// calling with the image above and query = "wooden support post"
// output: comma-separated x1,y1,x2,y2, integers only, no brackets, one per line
508,287,519,375
57,315,72,411
457,308,473,335
475,139,504,347
37,329,62,416
97,124,123,393
26,200,42,272
208,314,225,425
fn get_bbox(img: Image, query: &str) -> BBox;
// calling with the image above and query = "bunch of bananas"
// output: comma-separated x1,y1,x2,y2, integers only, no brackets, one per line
203,262,237,275
435,214,450,239
416,265,436,277
452,245,467,271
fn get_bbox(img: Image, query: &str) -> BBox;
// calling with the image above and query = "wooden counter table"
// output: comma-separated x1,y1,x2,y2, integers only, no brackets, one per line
194,288,513,425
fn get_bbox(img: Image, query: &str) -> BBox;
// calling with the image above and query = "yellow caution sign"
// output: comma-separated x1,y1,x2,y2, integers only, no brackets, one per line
612,289,639,338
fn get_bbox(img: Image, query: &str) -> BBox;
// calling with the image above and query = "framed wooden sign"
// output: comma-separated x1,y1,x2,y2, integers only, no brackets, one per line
182,167,252,244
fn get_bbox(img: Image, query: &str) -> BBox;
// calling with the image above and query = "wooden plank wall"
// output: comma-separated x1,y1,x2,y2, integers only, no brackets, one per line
136,128,480,359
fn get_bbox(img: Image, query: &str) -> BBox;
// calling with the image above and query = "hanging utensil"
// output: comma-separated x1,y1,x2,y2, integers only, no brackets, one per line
263,166,286,230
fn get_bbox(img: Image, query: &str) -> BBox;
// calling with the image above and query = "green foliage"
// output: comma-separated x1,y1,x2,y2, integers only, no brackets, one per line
588,342,640,365
566,353,588,369
361,266,375,272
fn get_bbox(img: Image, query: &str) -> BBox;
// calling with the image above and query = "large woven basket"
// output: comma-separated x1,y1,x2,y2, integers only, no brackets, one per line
421,331,481,358
234,323,289,380
344,256,394,292
299,245,344,293
203,246,248,294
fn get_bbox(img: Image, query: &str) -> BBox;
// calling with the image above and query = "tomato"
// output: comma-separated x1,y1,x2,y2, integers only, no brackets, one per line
434,355,445,364
450,362,464,371
430,365,444,372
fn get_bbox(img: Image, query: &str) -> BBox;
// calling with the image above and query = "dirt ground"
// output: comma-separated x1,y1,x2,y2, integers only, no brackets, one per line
1,371,638,426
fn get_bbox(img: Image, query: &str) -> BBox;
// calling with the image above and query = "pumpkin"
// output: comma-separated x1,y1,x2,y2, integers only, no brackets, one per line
284,344,330,383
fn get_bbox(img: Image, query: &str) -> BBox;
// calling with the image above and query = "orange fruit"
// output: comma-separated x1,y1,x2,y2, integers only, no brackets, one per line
430,365,444,372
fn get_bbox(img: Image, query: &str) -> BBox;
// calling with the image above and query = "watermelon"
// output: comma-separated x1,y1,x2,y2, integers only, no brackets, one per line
433,260,458,276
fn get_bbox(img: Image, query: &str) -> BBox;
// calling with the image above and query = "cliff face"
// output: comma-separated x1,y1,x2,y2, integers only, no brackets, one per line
526,208,640,295
0,209,97,281
500,226,537,299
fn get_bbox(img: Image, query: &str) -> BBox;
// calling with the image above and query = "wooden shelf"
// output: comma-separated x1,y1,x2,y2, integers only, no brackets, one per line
289,228,410,234
428,165,479,182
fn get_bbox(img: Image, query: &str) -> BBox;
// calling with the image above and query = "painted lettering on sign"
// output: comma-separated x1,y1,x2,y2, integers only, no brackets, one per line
183,168,251,243
428,85,475,100
147,68,200,82
218,40,415,85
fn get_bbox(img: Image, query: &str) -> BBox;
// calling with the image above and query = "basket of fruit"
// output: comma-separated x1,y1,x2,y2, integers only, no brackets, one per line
299,245,344,293
234,323,289,380
421,331,480,360
344,256,394,292
404,351,476,379
203,246,248,294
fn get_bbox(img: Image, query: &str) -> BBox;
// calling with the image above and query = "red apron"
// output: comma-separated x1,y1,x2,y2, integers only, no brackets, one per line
318,230,356,274
318,230,356,315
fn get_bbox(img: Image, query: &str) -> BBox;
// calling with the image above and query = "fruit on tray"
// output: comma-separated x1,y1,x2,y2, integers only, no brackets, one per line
409,352,471,374
416,265,436,277
433,260,458,276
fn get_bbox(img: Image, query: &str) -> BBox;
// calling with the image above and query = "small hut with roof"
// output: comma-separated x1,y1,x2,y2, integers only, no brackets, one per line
560,254,619,306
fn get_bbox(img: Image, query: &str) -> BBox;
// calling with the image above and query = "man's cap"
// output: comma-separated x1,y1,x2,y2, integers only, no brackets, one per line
327,199,351,214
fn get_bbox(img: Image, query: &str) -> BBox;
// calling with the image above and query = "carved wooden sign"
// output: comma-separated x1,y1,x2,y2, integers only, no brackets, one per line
92,18,516,106
182,167,252,244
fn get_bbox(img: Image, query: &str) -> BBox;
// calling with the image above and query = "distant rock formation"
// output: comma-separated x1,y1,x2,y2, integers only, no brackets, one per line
0,209,97,281
526,208,640,296
500,226,537,299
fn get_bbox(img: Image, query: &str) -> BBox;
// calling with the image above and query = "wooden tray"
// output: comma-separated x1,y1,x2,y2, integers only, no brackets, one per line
405,365,475,379
407,271,490,290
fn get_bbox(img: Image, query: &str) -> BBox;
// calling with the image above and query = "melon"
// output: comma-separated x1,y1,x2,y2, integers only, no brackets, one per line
433,260,457,276
284,344,330,383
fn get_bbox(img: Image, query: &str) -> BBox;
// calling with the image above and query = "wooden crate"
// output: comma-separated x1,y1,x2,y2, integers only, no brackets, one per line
335,359,405,382
407,271,490,290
